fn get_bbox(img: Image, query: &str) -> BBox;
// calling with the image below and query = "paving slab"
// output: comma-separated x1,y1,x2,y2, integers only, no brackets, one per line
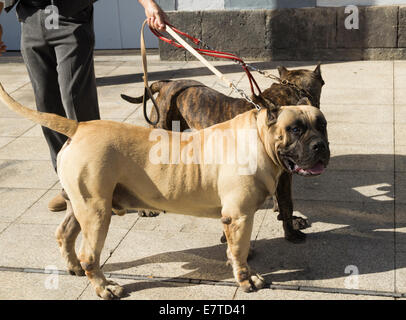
396,174,406,205
0,223,131,271
395,105,406,124
0,159,58,189
0,188,47,224
21,124,43,138
396,124,406,145
0,271,89,300
0,222,10,233
0,137,51,161
394,61,406,89
327,122,393,146
321,87,393,105
322,104,393,124
396,146,406,172
0,118,34,137
0,137,14,149
0,65,30,93
320,61,393,89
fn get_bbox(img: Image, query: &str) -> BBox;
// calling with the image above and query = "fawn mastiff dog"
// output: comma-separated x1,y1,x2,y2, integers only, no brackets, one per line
0,82,329,299
121,65,325,241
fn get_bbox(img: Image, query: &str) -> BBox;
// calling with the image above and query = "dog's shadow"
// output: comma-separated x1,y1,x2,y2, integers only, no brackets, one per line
103,153,404,294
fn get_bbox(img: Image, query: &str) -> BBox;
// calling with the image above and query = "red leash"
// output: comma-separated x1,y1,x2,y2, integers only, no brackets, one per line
149,23,262,97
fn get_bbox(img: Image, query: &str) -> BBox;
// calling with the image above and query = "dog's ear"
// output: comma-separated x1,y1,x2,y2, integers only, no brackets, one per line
266,105,280,126
314,63,322,76
277,66,288,78
296,97,312,106
313,63,325,86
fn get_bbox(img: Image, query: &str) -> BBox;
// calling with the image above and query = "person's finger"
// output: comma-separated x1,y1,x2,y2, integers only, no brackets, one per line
147,16,155,28
155,13,165,31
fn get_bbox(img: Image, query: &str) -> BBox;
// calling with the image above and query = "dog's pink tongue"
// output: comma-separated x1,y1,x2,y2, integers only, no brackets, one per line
307,162,325,175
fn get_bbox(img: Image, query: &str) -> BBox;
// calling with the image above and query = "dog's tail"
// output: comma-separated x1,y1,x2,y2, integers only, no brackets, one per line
120,80,171,104
0,82,78,138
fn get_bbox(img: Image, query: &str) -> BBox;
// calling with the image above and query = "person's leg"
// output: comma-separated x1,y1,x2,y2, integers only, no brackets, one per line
20,7,68,171
48,5,100,124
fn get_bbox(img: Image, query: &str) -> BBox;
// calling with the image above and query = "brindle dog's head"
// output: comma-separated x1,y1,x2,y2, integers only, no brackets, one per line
259,104,330,177
277,64,325,108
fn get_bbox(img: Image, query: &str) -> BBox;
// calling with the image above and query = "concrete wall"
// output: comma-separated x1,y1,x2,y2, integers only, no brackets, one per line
160,5,406,61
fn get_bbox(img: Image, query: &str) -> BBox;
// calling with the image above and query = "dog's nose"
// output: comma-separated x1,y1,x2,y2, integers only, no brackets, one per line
311,140,326,152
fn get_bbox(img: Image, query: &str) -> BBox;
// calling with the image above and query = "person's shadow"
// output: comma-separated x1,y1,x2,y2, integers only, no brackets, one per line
103,154,404,294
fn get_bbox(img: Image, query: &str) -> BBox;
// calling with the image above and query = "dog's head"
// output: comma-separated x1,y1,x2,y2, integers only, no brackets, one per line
277,64,325,109
258,104,330,177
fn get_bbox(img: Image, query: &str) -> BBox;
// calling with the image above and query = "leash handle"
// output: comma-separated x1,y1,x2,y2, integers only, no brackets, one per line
141,20,160,126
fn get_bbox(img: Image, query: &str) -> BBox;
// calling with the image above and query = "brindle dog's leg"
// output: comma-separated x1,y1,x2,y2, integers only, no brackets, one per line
55,200,85,276
221,213,264,292
276,172,306,243
276,173,311,231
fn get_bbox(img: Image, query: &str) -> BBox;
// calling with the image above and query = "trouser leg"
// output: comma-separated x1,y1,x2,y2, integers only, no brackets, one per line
51,6,100,123
20,8,67,170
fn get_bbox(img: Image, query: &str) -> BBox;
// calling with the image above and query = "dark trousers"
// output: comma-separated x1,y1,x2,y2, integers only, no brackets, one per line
19,4,100,170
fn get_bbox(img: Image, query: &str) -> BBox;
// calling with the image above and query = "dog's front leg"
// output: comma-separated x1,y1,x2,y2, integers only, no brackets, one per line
276,172,311,231
221,211,264,292
73,200,125,300
276,172,306,243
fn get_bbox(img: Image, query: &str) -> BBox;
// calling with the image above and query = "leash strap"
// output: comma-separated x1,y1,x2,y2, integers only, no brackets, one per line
141,20,160,126
164,25,263,111
151,23,314,103
150,23,262,97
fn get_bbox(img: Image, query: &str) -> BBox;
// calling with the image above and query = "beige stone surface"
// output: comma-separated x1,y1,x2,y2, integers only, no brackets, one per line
0,271,89,300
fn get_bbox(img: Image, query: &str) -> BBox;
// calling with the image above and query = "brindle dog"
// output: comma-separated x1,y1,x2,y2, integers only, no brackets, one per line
121,65,325,243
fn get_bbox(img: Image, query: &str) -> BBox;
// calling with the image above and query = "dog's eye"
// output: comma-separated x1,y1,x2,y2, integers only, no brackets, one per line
292,127,300,133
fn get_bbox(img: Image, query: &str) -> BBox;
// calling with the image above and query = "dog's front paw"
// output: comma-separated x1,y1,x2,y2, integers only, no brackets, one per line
285,229,306,243
95,280,125,300
239,273,265,293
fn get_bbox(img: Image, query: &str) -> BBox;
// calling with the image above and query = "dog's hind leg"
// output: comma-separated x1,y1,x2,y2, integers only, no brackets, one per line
221,212,265,292
72,198,125,300
55,200,84,276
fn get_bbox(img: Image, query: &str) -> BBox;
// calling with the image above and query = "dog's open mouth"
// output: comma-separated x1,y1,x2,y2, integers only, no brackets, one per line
284,158,325,176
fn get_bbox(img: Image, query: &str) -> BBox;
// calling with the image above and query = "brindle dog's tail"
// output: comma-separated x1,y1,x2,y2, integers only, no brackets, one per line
0,82,78,138
120,80,172,104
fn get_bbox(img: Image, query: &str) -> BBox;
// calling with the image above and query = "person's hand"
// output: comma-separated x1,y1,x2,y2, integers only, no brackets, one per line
0,24,7,56
142,0,167,31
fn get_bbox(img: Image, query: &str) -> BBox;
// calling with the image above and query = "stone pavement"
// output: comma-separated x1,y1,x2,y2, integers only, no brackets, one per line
0,52,404,300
